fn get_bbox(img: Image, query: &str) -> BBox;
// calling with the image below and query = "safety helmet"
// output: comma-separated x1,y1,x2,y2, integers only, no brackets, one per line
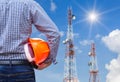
24,38,50,68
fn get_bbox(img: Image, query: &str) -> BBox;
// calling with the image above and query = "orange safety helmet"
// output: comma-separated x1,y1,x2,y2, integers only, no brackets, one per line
24,38,50,68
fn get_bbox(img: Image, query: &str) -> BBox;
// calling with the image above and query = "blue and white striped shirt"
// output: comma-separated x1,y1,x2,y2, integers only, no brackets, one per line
0,0,60,63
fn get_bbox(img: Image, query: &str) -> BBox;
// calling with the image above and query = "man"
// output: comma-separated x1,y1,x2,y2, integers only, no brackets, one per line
0,0,60,82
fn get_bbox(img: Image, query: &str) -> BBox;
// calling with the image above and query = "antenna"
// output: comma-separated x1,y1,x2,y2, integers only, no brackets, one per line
88,43,100,82
63,8,79,82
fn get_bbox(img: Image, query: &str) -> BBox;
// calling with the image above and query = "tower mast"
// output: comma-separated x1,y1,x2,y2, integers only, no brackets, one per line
88,43,100,82
63,8,79,82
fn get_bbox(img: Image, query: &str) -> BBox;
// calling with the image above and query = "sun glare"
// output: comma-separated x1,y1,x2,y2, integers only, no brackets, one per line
87,11,99,23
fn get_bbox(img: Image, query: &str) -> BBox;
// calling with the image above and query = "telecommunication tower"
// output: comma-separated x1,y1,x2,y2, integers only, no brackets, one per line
63,8,79,82
88,43,100,82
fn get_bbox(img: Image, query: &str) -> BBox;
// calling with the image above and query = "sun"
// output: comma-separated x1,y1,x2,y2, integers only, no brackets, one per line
87,11,99,23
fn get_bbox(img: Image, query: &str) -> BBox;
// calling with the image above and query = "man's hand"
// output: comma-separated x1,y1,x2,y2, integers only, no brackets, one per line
37,61,52,70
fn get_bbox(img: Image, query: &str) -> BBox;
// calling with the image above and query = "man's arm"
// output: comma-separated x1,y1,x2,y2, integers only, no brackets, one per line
30,1,60,67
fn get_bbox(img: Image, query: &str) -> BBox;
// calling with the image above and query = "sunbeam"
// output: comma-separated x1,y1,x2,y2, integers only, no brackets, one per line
100,7,120,15
72,0,88,13
88,21,93,39
72,18,87,26
86,10,99,24
97,21,111,32
71,0,113,39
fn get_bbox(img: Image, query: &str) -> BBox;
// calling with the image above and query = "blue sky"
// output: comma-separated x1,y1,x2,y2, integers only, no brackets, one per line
33,0,120,82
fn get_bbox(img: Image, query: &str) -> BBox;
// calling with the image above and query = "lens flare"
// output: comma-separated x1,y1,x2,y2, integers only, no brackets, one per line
88,11,99,23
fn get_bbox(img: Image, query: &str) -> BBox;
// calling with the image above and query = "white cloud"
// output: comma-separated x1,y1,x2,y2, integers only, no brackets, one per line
106,55,120,82
79,40,94,46
102,29,120,82
95,34,101,39
50,0,57,12
102,29,120,54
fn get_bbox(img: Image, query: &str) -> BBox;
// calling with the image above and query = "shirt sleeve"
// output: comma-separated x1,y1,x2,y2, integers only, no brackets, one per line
29,1,60,64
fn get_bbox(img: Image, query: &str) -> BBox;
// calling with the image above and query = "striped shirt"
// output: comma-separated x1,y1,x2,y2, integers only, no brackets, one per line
0,0,60,63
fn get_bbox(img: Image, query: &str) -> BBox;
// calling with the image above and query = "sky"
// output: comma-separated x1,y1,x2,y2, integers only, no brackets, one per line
32,0,120,82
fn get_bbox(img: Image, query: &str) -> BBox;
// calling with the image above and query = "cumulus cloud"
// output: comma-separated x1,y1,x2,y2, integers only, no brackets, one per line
95,34,101,39
102,29,120,54
102,29,120,82
105,55,120,82
79,40,94,46
50,0,57,12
